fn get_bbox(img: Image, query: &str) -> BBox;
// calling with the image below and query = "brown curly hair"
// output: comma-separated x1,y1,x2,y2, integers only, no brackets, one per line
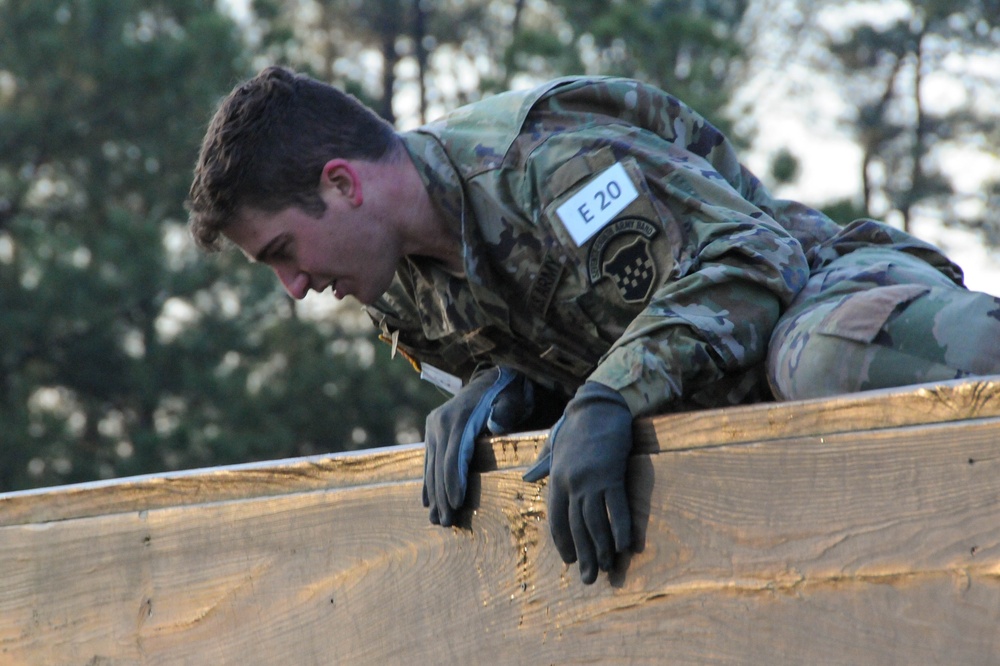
186,66,400,251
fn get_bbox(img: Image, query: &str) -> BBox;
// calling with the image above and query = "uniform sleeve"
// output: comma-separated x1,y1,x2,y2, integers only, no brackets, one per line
568,146,809,416
584,158,810,417
500,79,811,416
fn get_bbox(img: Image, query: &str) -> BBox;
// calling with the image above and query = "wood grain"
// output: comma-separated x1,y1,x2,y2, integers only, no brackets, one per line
634,373,1000,452
0,431,547,529
2,413,1000,664
2,375,997,528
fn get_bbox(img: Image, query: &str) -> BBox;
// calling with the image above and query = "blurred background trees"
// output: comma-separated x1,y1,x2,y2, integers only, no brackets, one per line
797,0,1000,241
1,0,997,491
0,0,441,490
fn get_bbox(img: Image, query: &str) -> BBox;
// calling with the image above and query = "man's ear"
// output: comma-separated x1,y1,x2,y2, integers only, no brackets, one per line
320,159,363,206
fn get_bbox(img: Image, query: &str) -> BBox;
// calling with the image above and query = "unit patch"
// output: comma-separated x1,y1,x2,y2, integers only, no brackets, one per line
588,218,659,304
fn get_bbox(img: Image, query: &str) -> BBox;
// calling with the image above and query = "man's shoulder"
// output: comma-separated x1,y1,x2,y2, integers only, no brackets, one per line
422,76,597,128
411,77,626,177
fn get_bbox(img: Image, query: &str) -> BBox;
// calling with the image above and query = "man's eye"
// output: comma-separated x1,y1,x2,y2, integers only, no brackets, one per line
266,241,291,262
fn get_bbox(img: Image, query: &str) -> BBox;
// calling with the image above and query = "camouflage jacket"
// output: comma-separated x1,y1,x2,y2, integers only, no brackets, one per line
366,77,962,417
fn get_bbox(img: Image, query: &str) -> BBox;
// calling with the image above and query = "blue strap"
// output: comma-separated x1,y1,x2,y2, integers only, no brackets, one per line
455,368,520,494
521,416,562,482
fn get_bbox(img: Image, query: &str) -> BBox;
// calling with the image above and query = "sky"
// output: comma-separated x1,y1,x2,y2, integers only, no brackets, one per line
742,77,1000,297
737,2,1000,296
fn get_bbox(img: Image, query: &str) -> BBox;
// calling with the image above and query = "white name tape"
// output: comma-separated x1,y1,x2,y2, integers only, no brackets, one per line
555,162,639,246
420,363,463,395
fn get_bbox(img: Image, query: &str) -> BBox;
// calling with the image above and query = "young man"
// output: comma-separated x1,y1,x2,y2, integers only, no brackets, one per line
188,66,1000,584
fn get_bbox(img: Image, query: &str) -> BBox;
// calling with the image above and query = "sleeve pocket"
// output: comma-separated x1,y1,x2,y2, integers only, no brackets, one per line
816,284,930,344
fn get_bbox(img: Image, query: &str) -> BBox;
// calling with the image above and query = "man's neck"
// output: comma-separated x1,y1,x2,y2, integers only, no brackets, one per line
389,147,465,276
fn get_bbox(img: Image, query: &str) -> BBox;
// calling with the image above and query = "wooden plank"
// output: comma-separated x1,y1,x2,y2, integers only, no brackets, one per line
2,375,998,528
0,431,547,529
2,415,999,664
634,373,1000,452
0,444,417,528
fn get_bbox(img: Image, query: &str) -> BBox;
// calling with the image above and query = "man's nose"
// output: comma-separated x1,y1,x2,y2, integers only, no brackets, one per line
275,267,310,300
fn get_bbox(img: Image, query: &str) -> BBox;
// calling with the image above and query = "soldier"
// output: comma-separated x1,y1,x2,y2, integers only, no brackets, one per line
187,67,1000,585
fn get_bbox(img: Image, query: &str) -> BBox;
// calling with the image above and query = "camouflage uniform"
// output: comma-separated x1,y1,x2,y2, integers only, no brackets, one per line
768,244,1000,399
366,76,999,417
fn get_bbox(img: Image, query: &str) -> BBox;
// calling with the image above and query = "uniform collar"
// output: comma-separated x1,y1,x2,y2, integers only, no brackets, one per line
399,131,512,331
400,131,464,241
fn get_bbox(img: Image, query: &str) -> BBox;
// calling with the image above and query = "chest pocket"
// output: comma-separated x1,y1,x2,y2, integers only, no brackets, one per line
539,147,676,340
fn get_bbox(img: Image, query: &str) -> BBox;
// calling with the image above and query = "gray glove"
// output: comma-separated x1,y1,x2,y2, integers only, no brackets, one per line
524,381,633,584
423,367,534,527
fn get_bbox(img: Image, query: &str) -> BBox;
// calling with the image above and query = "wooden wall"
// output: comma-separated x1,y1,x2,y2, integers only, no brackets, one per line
2,376,1000,665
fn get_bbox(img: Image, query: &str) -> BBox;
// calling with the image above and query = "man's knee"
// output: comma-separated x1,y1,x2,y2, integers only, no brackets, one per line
767,320,871,400
768,285,1000,401
902,288,1000,376
768,327,967,401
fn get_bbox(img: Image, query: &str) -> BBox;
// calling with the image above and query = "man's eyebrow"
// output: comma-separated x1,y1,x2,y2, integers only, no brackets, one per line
253,234,286,263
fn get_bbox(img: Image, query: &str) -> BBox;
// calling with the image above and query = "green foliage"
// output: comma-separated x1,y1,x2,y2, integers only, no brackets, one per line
246,0,749,134
769,148,800,186
545,0,749,134
0,0,443,491
819,198,867,227
29,0,995,493
0,0,761,494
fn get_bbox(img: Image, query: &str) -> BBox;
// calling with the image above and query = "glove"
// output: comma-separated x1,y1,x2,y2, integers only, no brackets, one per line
526,381,633,584
423,367,534,527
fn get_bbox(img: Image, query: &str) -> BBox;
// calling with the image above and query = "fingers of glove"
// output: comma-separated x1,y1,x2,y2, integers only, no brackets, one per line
548,484,577,565
423,435,438,522
434,442,458,527
569,500,599,585
606,486,632,553
436,503,456,528
582,494,616,573
425,483,443,527
443,427,474,510
425,427,453,526
443,369,514,508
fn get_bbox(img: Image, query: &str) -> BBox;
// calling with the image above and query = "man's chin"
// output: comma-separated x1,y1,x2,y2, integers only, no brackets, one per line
339,288,377,306
352,280,396,306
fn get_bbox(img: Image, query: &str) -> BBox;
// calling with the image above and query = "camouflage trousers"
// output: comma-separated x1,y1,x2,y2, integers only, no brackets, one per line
767,247,1000,400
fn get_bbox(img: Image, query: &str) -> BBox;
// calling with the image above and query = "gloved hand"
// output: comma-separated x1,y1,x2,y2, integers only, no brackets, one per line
525,381,634,584
423,367,534,527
